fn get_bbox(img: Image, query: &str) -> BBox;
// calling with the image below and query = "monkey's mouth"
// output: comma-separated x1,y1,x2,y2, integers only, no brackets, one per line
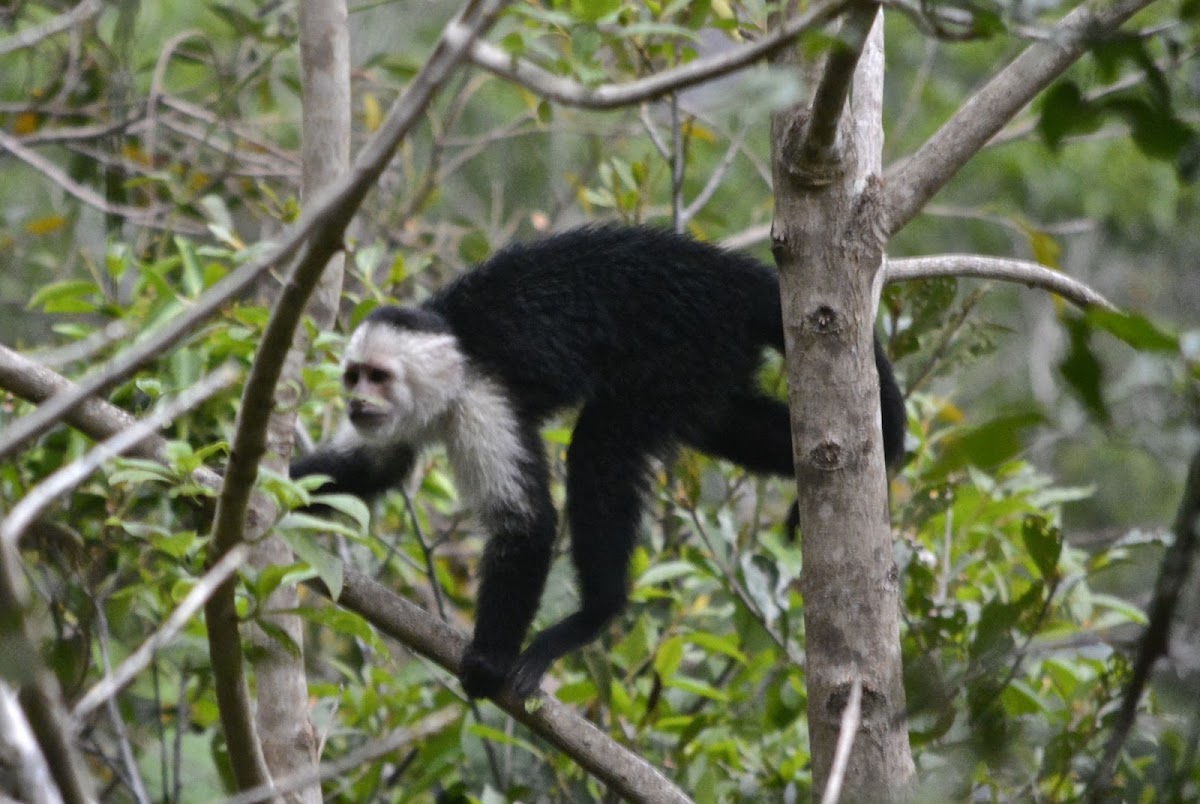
348,409,390,430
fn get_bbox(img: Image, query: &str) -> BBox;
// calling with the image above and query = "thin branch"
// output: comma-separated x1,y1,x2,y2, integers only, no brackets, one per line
71,544,249,724
885,254,1115,310
462,0,853,109
0,0,104,57
820,678,863,804
796,3,881,175
720,223,772,251
203,0,510,791
92,605,153,804
681,123,751,226
307,568,694,804
882,0,1159,237
1088,448,1200,799
16,115,144,146
0,364,239,556
0,0,502,466
220,708,461,804
145,30,209,165
0,682,64,804
0,129,206,235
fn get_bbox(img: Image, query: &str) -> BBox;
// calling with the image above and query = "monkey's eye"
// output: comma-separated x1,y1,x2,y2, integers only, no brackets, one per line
342,368,359,388
367,368,392,385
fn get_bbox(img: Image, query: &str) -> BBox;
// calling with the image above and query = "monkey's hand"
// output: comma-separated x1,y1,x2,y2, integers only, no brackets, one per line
459,644,517,700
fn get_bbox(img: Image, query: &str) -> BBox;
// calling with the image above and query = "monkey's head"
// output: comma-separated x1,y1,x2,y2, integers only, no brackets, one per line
341,308,465,443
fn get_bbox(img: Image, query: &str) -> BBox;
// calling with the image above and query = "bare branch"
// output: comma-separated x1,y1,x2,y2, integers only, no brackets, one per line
882,0,1159,236
71,544,249,725
885,254,1115,310
795,4,882,178
0,364,239,555
221,708,460,804
0,0,506,465
0,129,206,235
1088,449,1200,799
203,0,511,791
462,0,853,109
92,605,153,804
820,678,863,804
0,683,64,804
681,123,751,226
310,568,695,804
0,0,103,57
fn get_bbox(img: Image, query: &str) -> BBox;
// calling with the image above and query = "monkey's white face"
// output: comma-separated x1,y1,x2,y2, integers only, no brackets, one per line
342,323,466,443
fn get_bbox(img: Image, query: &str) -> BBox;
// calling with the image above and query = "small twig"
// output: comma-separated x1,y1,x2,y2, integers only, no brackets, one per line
402,490,506,789
0,682,64,804
92,604,153,804
1088,449,1200,799
31,322,134,369
820,678,863,804
0,129,205,235
145,30,209,165
219,708,460,804
681,123,751,226
71,544,249,724
0,0,104,57
461,0,853,109
1,364,239,562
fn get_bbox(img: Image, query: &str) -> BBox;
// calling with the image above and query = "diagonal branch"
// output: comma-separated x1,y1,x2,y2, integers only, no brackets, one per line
0,129,206,235
1088,448,1200,799
312,568,694,804
462,0,853,109
0,0,104,57
0,0,502,466
71,543,249,725
882,0,1161,237
203,0,511,791
0,350,692,804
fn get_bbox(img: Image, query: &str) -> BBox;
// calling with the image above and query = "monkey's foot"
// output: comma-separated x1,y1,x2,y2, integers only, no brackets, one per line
460,646,516,700
507,650,554,700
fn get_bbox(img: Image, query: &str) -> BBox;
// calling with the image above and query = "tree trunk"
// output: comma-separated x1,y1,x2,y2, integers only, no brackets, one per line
770,10,915,799
246,2,352,798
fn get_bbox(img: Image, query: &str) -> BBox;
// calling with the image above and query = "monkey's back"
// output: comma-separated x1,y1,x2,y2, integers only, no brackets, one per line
424,225,783,422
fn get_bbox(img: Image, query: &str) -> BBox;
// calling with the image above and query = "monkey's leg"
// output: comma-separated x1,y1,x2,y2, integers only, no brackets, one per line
508,404,662,699
459,426,558,700
685,393,794,476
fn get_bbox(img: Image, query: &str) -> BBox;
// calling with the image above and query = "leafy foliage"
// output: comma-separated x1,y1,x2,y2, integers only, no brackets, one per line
2,0,1199,801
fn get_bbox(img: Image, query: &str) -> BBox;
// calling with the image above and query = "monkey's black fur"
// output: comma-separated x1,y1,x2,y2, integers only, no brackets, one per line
292,225,905,700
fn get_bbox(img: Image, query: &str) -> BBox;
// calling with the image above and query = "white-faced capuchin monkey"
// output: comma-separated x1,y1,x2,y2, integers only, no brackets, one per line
291,224,906,700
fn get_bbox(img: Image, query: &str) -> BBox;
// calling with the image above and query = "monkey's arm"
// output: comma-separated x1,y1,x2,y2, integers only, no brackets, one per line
290,431,416,500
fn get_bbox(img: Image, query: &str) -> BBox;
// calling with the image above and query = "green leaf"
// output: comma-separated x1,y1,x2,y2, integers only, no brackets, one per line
930,410,1044,478
27,280,99,314
687,631,747,663
1060,315,1109,426
1038,82,1101,150
152,530,199,559
663,676,730,701
1021,515,1062,580
970,598,1018,667
290,606,384,652
279,528,343,600
1086,308,1178,352
635,560,697,587
308,494,371,533
653,635,685,677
